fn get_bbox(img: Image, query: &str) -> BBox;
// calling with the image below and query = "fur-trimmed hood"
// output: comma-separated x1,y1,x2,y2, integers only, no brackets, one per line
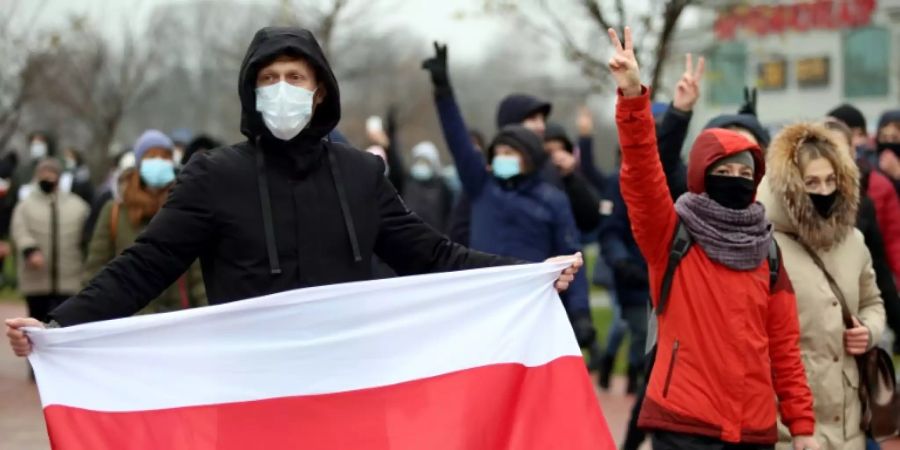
757,122,859,251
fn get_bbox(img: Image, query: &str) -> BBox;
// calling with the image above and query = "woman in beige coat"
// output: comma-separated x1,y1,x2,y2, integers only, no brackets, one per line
11,158,89,324
758,122,885,450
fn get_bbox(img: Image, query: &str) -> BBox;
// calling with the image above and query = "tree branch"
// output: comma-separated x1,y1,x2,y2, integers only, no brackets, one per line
647,0,693,100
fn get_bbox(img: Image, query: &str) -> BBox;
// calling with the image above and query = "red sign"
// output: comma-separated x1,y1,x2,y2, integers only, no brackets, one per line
715,0,877,40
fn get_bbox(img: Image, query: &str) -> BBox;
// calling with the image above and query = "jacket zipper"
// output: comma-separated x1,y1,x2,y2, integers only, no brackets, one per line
663,339,680,398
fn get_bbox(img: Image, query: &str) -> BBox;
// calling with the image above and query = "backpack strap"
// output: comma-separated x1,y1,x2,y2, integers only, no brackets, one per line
656,218,693,316
767,239,780,292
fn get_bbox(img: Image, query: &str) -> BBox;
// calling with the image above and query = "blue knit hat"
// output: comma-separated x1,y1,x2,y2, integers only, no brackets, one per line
133,130,174,165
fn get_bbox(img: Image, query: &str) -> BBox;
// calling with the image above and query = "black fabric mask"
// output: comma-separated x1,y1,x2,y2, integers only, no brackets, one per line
38,180,56,194
809,192,838,218
704,175,756,210
876,141,900,158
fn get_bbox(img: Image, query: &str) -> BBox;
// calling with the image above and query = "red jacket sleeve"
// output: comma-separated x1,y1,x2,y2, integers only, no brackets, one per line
766,258,816,437
869,172,900,279
616,87,677,307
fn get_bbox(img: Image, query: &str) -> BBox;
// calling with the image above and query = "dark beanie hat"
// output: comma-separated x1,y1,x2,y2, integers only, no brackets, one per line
827,104,867,131
543,122,573,152
496,94,552,129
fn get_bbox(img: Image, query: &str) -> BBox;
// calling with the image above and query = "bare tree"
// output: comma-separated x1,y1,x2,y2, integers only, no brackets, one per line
0,0,48,150
26,16,162,173
485,0,697,99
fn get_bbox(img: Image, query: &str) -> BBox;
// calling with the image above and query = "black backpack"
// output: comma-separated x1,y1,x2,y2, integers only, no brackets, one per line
646,218,781,352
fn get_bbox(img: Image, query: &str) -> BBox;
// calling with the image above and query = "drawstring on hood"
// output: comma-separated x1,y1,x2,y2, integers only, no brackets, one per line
327,146,362,262
240,27,360,273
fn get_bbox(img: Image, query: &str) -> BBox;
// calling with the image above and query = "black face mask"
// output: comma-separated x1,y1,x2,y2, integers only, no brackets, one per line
876,141,900,158
38,180,56,194
809,192,838,218
705,175,756,210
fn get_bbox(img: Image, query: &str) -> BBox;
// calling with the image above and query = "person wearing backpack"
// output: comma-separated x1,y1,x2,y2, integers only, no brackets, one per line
83,130,206,314
608,27,819,450
757,123,885,449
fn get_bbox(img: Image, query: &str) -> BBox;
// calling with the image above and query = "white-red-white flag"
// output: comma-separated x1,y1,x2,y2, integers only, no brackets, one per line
27,262,614,449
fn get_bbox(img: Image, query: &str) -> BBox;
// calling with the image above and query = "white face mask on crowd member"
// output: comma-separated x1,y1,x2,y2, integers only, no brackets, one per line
30,141,48,159
255,81,316,141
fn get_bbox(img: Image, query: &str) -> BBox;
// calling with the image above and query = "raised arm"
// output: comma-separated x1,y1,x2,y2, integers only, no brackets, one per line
49,154,218,326
423,42,489,199
657,54,703,200
607,27,677,274
576,106,605,192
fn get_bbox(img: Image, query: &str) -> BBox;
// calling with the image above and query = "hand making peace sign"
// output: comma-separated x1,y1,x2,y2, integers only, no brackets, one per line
673,53,705,112
607,27,642,97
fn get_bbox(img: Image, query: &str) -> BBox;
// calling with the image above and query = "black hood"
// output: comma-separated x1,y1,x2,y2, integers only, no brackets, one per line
487,125,548,173
544,122,573,152
238,27,341,143
495,94,552,129
704,114,771,148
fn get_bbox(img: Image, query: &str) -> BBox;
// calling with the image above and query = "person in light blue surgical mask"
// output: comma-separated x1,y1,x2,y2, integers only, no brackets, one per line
434,116,596,351
82,129,206,315
402,141,453,231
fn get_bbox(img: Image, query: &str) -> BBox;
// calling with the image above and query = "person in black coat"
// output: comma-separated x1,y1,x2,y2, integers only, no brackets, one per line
4,27,582,337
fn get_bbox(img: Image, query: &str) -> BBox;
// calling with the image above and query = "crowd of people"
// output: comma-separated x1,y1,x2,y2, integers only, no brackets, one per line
3,24,900,450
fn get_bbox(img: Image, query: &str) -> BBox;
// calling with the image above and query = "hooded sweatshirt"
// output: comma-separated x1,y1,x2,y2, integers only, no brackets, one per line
616,88,814,444
50,27,515,327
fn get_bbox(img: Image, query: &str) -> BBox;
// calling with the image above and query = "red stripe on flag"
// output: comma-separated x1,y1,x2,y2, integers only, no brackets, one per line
44,356,612,449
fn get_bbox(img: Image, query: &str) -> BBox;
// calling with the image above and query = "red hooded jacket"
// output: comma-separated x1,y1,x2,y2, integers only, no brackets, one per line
867,170,900,280
617,89,815,444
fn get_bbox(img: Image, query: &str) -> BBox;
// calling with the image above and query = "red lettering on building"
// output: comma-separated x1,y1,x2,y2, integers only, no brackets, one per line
714,0,876,40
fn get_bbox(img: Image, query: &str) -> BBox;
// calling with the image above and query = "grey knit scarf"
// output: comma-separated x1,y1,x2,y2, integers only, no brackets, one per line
674,193,773,271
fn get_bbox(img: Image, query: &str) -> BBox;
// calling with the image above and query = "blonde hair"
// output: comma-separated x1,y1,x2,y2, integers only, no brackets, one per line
795,139,837,176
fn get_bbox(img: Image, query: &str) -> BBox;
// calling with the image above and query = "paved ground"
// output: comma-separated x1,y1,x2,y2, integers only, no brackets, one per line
0,303,47,450
1,301,897,450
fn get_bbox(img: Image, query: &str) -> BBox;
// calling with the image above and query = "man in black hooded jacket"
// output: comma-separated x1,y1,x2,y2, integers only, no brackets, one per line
5,27,582,341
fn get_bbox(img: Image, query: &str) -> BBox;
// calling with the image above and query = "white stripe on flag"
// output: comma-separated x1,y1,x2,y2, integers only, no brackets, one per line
27,262,580,412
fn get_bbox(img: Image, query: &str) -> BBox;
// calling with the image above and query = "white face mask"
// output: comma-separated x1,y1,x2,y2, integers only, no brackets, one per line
30,141,48,159
255,81,316,141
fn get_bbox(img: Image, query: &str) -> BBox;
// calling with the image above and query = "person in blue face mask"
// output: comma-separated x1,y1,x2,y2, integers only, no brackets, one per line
430,84,596,350
82,129,206,315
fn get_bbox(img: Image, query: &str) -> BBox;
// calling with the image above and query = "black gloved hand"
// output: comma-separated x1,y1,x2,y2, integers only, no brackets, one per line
737,86,757,117
613,260,648,288
421,42,451,95
572,312,597,348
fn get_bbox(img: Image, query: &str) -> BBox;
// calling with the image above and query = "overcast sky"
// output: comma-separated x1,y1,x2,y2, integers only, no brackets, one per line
19,0,508,62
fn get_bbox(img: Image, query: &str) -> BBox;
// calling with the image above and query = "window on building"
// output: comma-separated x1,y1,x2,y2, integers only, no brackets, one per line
706,41,747,106
843,26,889,98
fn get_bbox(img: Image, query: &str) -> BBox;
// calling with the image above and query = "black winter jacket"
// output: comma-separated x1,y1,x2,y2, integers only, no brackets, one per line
50,27,514,326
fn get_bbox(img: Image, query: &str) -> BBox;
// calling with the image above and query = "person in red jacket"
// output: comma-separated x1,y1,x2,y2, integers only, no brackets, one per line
827,106,900,281
606,27,818,450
